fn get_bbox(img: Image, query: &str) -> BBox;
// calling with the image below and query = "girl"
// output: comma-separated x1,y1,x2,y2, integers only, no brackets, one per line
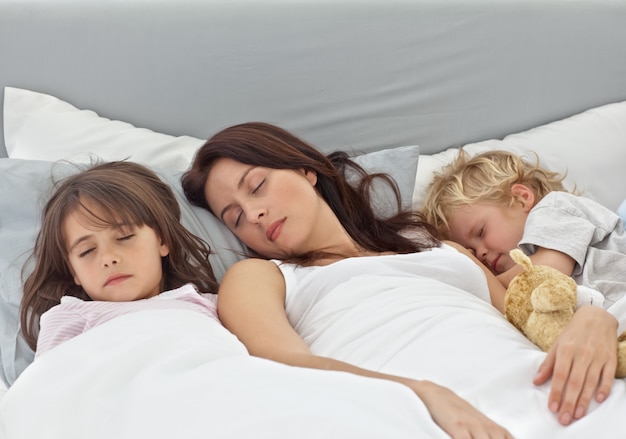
20,161,219,357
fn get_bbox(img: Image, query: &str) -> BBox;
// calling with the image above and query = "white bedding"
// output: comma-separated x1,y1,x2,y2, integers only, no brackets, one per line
0,309,446,439
297,274,626,438
4,278,626,438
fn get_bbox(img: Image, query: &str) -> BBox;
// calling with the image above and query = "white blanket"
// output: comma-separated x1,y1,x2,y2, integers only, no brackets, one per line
295,274,626,438
3,276,626,438
0,309,446,439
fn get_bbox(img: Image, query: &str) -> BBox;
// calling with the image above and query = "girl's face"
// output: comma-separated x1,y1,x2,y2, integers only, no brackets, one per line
204,157,334,259
63,201,170,301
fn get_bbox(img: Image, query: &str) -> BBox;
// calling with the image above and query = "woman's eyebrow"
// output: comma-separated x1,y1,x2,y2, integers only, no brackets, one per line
219,166,257,221
237,166,256,190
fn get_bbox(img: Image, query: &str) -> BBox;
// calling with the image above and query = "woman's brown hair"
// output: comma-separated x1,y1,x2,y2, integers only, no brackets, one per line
21,161,218,350
182,122,439,261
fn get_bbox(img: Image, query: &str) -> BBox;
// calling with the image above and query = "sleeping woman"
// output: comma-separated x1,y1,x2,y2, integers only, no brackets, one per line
182,122,620,435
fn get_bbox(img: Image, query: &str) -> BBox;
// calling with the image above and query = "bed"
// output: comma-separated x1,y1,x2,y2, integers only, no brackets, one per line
1,0,626,437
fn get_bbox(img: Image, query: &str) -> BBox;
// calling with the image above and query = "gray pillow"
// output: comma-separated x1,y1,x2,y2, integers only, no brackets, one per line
351,144,419,215
0,145,418,386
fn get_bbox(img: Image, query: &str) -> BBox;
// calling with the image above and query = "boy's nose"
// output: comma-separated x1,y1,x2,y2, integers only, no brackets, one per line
477,247,488,263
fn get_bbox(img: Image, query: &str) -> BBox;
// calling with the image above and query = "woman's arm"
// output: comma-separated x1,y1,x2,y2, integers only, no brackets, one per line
218,258,512,438
447,242,618,424
444,240,506,313
490,245,617,425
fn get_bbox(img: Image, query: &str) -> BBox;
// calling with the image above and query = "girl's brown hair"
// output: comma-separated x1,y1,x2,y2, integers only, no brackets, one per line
182,122,439,262
21,161,218,350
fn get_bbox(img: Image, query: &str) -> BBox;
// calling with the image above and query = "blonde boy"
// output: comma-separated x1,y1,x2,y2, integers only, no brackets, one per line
422,149,626,309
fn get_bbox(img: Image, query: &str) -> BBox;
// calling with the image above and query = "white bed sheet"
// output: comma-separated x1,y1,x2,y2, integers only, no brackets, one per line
4,276,626,438
1,309,446,439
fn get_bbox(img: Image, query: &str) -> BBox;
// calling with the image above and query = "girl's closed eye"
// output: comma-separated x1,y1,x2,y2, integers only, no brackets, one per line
118,233,135,241
78,247,95,258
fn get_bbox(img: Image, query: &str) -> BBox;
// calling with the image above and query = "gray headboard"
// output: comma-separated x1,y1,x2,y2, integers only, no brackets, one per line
2,0,626,158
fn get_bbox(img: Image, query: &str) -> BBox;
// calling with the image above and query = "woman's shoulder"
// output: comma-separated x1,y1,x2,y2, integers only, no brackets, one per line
222,258,285,288
441,240,469,255
227,257,279,272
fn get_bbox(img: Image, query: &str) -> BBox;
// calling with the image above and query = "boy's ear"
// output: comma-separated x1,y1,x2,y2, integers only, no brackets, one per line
511,184,535,211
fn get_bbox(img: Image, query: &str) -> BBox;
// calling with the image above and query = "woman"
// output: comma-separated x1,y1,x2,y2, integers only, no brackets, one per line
182,122,618,434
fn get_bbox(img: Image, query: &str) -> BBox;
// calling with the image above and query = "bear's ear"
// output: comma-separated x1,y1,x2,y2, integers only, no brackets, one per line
509,249,532,271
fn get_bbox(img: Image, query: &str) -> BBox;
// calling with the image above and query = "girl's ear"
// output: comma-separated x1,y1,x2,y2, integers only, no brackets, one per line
70,266,81,286
160,241,170,258
511,184,535,212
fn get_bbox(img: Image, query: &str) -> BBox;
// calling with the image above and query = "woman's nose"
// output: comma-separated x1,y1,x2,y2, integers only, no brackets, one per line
245,203,267,224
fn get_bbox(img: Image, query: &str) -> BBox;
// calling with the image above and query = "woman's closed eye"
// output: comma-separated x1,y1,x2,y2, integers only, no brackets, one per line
251,179,265,195
234,210,243,228
232,179,265,227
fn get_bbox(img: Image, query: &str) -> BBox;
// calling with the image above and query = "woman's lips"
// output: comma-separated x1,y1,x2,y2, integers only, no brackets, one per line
266,218,285,242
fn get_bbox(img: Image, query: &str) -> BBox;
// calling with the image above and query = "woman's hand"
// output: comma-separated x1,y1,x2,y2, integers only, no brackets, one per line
409,380,514,438
533,306,618,425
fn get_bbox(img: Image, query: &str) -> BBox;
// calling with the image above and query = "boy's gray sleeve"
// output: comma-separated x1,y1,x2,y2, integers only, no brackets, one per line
518,193,618,276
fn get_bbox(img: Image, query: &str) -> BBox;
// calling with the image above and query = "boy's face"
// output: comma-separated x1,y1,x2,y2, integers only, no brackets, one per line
447,202,530,275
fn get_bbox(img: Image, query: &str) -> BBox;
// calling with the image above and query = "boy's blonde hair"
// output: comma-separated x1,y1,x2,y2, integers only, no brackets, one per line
421,149,568,238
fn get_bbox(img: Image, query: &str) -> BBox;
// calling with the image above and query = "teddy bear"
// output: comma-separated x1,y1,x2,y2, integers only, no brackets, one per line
504,248,626,378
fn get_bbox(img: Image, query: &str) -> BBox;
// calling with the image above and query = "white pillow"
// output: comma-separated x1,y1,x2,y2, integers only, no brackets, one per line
412,101,626,211
4,87,205,171
3,87,420,208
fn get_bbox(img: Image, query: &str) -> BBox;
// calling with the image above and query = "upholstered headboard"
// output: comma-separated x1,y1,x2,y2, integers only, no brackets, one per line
2,0,626,159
